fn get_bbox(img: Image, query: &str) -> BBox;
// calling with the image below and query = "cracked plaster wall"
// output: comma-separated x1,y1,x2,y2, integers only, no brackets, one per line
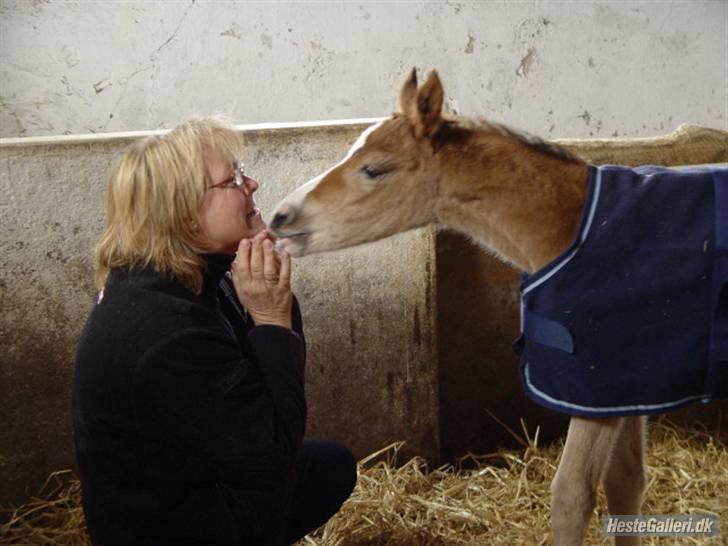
1,1,726,139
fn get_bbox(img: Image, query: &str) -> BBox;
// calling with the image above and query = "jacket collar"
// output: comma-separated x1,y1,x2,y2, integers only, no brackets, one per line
200,253,235,302
106,253,235,304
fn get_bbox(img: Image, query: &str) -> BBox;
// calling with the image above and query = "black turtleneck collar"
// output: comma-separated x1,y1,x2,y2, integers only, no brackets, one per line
200,253,236,301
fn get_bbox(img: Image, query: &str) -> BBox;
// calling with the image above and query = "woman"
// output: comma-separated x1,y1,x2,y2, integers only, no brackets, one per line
73,117,357,545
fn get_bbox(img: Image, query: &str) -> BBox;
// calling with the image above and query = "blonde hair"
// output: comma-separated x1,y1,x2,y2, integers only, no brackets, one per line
95,116,243,293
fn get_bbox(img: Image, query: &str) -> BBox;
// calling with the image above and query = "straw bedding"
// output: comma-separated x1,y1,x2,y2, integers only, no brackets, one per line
2,417,725,545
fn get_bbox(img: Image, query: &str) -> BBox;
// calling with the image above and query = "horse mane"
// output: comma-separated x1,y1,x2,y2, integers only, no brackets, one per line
436,116,584,164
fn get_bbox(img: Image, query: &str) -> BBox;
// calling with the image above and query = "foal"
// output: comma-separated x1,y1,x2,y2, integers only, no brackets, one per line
270,70,726,545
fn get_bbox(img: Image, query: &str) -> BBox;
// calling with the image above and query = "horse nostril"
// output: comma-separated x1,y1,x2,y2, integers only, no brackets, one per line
271,206,295,229
271,212,288,229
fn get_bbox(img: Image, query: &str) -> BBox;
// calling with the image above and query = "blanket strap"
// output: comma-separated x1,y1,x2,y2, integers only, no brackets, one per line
521,312,575,354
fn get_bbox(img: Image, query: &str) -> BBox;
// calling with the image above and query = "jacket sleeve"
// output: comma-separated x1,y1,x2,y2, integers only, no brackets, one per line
245,295,307,447
133,319,306,483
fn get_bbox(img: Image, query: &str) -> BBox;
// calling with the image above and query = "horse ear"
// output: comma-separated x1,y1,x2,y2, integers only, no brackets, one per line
413,71,444,139
399,68,418,114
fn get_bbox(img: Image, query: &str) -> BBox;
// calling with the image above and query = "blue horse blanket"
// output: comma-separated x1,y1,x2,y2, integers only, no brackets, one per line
517,164,728,417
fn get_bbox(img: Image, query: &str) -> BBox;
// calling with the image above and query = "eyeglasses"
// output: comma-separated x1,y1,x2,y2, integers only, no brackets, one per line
207,161,247,191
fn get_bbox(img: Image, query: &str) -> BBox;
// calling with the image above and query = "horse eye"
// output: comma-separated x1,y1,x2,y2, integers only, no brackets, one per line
361,166,386,179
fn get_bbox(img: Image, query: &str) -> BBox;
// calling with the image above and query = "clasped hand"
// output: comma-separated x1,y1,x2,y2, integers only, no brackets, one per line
231,231,292,329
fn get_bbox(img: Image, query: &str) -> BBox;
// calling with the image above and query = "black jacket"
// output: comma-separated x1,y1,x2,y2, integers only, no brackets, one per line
72,255,306,545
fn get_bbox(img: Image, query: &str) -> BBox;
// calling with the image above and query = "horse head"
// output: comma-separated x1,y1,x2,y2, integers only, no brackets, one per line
270,69,447,257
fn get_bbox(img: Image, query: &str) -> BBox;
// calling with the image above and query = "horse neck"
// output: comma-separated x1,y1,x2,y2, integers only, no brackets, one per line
433,128,589,273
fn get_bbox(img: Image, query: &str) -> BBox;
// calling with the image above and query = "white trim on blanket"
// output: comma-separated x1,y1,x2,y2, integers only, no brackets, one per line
520,167,603,331
522,167,603,297
523,362,709,415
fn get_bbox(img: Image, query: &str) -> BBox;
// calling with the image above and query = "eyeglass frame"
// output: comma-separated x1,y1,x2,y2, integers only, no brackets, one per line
207,160,247,191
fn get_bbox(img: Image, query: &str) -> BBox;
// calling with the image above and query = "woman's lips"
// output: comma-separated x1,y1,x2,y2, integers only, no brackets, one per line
243,207,264,230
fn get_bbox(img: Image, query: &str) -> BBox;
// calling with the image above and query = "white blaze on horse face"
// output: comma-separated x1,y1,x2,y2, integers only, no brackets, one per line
273,120,386,215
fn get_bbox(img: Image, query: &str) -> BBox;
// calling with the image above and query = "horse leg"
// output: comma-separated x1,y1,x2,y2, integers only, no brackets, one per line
551,416,624,546
602,415,647,546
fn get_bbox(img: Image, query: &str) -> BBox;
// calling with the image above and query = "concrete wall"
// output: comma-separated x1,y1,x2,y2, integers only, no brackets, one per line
1,1,726,138
0,120,439,505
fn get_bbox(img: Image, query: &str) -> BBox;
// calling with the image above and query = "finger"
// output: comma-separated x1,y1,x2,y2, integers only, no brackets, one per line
252,230,268,244
250,237,264,278
264,229,277,243
233,239,251,282
278,250,291,288
263,239,278,284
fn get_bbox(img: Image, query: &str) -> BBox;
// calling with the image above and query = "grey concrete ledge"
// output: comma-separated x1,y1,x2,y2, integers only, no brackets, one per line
0,117,386,148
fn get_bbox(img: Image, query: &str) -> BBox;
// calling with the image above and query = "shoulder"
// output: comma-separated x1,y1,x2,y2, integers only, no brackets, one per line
85,268,224,352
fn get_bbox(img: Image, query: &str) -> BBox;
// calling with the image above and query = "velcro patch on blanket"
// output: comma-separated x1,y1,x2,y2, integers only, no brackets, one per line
518,164,728,417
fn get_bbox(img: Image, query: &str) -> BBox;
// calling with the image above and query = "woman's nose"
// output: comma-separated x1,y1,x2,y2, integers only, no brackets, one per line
242,176,258,195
